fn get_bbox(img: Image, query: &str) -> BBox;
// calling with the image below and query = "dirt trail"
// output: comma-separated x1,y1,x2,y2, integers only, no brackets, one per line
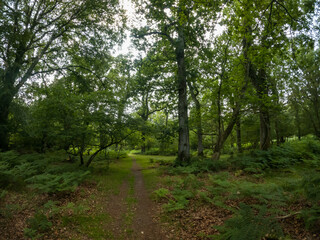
131,158,167,240
105,180,130,239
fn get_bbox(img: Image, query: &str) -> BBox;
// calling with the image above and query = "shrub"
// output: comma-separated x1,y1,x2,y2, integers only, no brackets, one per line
24,212,52,239
182,174,204,191
301,172,320,229
190,157,229,173
164,189,194,212
167,165,198,175
158,176,197,212
152,188,170,202
301,206,320,230
144,148,160,155
214,203,283,240
204,173,286,209
0,151,90,193
167,157,229,175
230,138,320,174
302,172,320,202
26,170,90,193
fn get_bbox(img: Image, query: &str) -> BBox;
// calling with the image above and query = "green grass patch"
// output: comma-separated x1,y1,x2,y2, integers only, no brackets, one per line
89,157,133,194
57,156,135,239
130,154,174,191
62,213,113,239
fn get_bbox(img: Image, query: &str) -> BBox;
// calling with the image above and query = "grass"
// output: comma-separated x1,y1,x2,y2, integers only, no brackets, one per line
130,154,175,192
89,157,133,194
123,167,136,237
147,150,320,239
3,139,319,239
59,157,136,239
62,214,113,240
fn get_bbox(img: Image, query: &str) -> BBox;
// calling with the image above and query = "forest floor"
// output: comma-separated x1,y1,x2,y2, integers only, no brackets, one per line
0,155,170,240
1,153,319,239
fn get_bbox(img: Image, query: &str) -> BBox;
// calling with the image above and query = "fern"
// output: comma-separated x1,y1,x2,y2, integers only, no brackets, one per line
214,203,283,240
301,172,320,229
26,170,90,193
182,174,204,191
301,206,320,230
302,172,320,201
164,189,194,212
152,188,170,201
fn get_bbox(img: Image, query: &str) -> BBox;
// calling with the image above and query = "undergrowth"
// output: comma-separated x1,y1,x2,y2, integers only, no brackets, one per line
213,203,283,240
0,150,92,239
0,151,90,193
155,138,320,239
230,137,320,174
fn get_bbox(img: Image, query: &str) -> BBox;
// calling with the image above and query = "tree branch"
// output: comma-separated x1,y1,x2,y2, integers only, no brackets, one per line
134,30,175,46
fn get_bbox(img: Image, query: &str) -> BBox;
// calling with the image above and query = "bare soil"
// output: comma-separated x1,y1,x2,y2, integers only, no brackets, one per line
105,180,130,239
130,158,168,240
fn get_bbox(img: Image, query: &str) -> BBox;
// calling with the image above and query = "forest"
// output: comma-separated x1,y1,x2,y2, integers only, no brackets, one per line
0,0,320,239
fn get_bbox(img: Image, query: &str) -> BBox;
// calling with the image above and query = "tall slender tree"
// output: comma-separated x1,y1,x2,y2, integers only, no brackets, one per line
133,0,222,164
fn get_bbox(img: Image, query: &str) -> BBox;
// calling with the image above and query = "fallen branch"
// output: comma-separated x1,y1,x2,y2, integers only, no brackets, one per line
276,211,301,219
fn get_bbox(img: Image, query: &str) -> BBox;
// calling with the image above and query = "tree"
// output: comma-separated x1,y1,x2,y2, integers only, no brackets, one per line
293,45,320,138
133,0,222,164
187,78,204,157
0,0,124,150
226,0,313,150
133,55,171,153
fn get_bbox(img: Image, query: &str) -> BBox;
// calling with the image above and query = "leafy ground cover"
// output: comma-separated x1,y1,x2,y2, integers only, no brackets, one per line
0,151,168,240
1,138,320,239
0,151,136,239
142,138,320,239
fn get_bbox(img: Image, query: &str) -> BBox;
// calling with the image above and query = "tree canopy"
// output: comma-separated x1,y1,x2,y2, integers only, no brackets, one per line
0,0,319,165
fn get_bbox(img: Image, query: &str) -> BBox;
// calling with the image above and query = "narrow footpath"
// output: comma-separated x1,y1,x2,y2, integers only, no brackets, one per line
130,157,167,240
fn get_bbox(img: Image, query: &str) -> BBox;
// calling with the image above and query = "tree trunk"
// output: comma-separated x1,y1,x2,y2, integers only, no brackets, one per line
250,67,271,150
176,27,190,165
212,104,241,160
141,132,146,153
80,152,84,165
242,25,271,150
86,151,99,167
236,115,242,153
187,81,203,157
294,106,301,140
259,107,271,150
0,92,13,151
217,82,223,140
0,108,9,151
257,69,271,150
274,118,280,146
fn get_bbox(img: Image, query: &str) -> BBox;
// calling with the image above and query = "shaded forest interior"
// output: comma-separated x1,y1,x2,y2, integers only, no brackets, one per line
0,0,320,239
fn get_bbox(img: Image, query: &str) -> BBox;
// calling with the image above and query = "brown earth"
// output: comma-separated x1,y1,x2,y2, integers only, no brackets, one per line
130,158,168,240
105,180,130,239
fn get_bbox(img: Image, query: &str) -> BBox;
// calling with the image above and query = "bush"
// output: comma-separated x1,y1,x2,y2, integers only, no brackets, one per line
302,172,320,202
164,189,194,212
144,148,160,155
24,212,52,239
203,173,286,209
152,188,170,202
0,151,90,193
190,157,229,173
26,170,90,193
214,203,283,240
229,138,320,174
157,175,201,212
168,157,229,175
301,172,320,229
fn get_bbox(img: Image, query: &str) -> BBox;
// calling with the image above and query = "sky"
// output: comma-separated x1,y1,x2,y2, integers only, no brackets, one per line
114,0,226,57
113,0,138,56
